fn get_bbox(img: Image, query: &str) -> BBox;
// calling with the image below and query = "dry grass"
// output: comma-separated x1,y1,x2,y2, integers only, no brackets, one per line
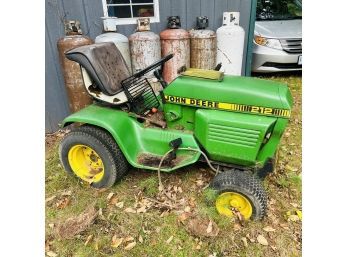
45,73,302,257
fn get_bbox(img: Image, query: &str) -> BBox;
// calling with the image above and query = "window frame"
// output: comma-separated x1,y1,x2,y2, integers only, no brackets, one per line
102,0,160,25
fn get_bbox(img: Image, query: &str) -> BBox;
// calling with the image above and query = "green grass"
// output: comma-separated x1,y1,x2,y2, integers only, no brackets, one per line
45,73,302,257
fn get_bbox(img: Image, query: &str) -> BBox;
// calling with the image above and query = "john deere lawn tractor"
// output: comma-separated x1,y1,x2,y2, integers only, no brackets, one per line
58,42,292,220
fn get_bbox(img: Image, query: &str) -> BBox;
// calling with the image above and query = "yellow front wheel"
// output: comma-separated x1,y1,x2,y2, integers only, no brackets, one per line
211,170,267,220
59,125,129,188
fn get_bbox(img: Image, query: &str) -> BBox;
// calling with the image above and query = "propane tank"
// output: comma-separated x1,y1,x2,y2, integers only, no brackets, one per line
189,16,217,70
57,20,93,113
95,19,132,72
129,18,161,74
160,16,190,83
216,12,245,75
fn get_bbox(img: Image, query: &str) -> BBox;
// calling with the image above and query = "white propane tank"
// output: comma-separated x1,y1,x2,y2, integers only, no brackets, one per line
216,12,245,75
96,18,132,72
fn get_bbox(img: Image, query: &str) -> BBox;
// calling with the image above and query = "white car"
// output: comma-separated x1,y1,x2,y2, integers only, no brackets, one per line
252,0,302,73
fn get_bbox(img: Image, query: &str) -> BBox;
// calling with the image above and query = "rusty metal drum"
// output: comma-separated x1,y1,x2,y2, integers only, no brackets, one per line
129,18,161,74
160,16,190,83
189,17,216,70
57,20,93,113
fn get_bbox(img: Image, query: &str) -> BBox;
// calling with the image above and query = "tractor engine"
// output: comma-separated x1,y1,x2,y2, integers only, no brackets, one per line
162,69,293,167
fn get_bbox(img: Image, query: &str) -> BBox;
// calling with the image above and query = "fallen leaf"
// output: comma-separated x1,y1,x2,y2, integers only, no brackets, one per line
107,192,115,201
124,207,137,214
280,223,290,230
288,215,300,222
257,235,268,246
271,245,277,251
111,237,124,248
178,212,190,222
206,220,213,234
233,223,242,231
124,241,136,250
46,251,58,257
166,235,174,244
137,206,146,213
56,197,70,209
61,190,72,196
241,237,248,247
196,179,204,187
125,236,134,242
115,201,124,208
184,206,191,212
84,235,93,246
290,202,299,208
263,226,276,232
138,235,143,243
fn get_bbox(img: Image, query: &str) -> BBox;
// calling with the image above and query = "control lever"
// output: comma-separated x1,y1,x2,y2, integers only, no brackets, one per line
168,138,183,162
154,69,168,88
214,62,222,71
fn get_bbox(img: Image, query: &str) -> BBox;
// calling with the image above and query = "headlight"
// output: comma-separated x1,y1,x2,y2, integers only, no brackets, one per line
254,36,282,50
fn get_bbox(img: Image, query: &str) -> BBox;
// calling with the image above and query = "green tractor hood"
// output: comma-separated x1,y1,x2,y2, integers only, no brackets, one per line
163,75,293,118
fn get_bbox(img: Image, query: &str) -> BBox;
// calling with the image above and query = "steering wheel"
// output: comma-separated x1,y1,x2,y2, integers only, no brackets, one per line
133,53,174,78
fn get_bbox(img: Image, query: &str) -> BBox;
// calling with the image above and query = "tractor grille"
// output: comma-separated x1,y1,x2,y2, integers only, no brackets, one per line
280,39,302,54
208,124,260,148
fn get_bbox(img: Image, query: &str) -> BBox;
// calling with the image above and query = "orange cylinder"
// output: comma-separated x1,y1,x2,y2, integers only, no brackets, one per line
160,16,190,83
57,20,93,113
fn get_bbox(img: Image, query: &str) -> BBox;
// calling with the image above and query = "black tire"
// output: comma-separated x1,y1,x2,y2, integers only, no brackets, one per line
211,170,267,220
76,125,129,178
59,128,128,188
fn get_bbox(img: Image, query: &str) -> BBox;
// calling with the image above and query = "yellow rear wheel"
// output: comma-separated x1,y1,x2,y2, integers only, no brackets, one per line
59,127,129,188
68,144,104,183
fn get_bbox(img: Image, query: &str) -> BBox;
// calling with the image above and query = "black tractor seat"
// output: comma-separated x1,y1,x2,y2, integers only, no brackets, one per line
65,42,131,96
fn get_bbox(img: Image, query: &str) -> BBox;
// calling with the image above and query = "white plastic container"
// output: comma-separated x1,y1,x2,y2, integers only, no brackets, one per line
216,12,245,75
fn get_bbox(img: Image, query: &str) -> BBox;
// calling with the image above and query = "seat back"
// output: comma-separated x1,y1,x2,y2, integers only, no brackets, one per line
65,42,130,96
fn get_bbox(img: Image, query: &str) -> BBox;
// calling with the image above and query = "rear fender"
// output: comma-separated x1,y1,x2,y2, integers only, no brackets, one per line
61,104,201,172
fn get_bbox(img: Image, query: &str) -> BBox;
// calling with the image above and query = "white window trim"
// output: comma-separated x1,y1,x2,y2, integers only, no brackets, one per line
101,0,160,26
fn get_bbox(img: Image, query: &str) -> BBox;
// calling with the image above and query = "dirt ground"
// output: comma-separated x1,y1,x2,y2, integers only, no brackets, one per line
45,73,302,257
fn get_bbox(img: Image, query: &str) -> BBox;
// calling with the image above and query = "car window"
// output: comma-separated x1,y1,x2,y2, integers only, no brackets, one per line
256,0,302,21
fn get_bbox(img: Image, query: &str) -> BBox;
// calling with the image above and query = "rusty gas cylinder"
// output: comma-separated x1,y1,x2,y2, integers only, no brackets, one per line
160,16,190,83
189,17,216,70
57,20,93,113
129,18,161,74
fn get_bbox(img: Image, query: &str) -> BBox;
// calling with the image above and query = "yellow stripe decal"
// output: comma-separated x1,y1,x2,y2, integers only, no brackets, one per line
164,95,291,118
